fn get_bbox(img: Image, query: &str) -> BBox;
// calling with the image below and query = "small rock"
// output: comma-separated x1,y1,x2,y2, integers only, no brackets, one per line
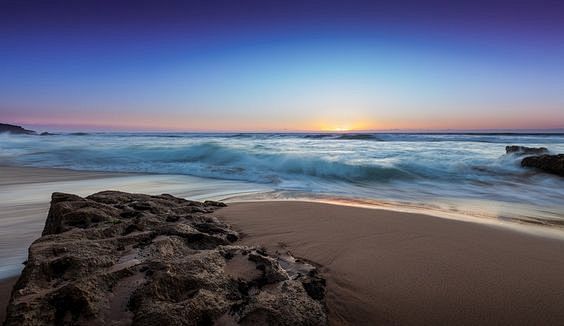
204,200,228,207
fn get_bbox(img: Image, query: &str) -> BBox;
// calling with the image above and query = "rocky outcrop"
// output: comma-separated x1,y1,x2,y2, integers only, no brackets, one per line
505,145,549,156
4,191,327,325
0,123,36,135
521,154,564,177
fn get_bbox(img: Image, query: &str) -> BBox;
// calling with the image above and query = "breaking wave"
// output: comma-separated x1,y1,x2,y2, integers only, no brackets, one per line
1,132,563,213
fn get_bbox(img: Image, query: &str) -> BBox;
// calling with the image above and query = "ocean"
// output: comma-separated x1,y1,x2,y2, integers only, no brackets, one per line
1,132,563,224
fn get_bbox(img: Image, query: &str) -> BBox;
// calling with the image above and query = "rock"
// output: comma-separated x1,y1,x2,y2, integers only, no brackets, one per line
4,191,327,326
0,123,36,135
40,132,56,136
521,154,564,177
505,145,549,155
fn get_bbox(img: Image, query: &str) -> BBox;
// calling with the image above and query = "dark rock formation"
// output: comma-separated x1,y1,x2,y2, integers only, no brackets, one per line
521,154,564,177
4,191,327,325
505,145,549,156
0,123,36,135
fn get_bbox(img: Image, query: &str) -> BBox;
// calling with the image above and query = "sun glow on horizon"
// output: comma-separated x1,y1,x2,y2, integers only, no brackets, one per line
315,119,377,133
318,124,354,132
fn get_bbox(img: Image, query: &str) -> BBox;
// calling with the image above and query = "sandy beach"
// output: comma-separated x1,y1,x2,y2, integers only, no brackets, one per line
2,166,564,325
217,201,564,325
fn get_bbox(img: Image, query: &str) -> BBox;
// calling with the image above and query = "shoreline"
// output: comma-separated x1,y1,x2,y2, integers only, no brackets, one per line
1,164,563,280
4,164,564,232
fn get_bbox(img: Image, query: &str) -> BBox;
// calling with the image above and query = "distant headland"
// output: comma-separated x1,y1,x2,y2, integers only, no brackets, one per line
0,123,36,135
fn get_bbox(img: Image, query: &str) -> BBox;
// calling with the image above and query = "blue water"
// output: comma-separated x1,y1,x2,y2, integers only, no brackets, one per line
1,132,563,222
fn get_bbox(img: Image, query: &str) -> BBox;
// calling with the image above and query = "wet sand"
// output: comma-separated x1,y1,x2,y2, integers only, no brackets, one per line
0,165,129,186
217,201,564,325
0,166,129,279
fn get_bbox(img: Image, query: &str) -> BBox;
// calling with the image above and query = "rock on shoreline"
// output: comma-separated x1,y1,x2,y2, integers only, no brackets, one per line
4,191,327,325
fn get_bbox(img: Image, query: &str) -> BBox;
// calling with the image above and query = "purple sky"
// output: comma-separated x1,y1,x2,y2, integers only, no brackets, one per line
1,0,563,131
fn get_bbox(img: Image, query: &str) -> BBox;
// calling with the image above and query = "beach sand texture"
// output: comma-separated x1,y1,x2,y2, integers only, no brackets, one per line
217,201,564,325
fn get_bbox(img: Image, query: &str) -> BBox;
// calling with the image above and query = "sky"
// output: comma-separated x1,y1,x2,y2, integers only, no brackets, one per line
1,0,563,132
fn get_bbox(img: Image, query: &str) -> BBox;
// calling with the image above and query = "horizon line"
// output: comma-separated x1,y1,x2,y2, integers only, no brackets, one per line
11,123,564,135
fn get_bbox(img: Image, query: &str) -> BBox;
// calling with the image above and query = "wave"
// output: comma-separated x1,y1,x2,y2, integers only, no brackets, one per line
302,134,335,139
334,134,381,140
146,143,413,183
3,138,560,181
1,133,563,210
5,141,416,185
301,133,382,140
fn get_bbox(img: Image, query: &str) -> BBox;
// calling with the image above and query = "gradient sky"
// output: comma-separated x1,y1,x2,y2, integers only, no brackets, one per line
1,0,563,131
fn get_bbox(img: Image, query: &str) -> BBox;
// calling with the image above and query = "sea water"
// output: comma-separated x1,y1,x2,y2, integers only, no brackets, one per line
1,132,563,224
